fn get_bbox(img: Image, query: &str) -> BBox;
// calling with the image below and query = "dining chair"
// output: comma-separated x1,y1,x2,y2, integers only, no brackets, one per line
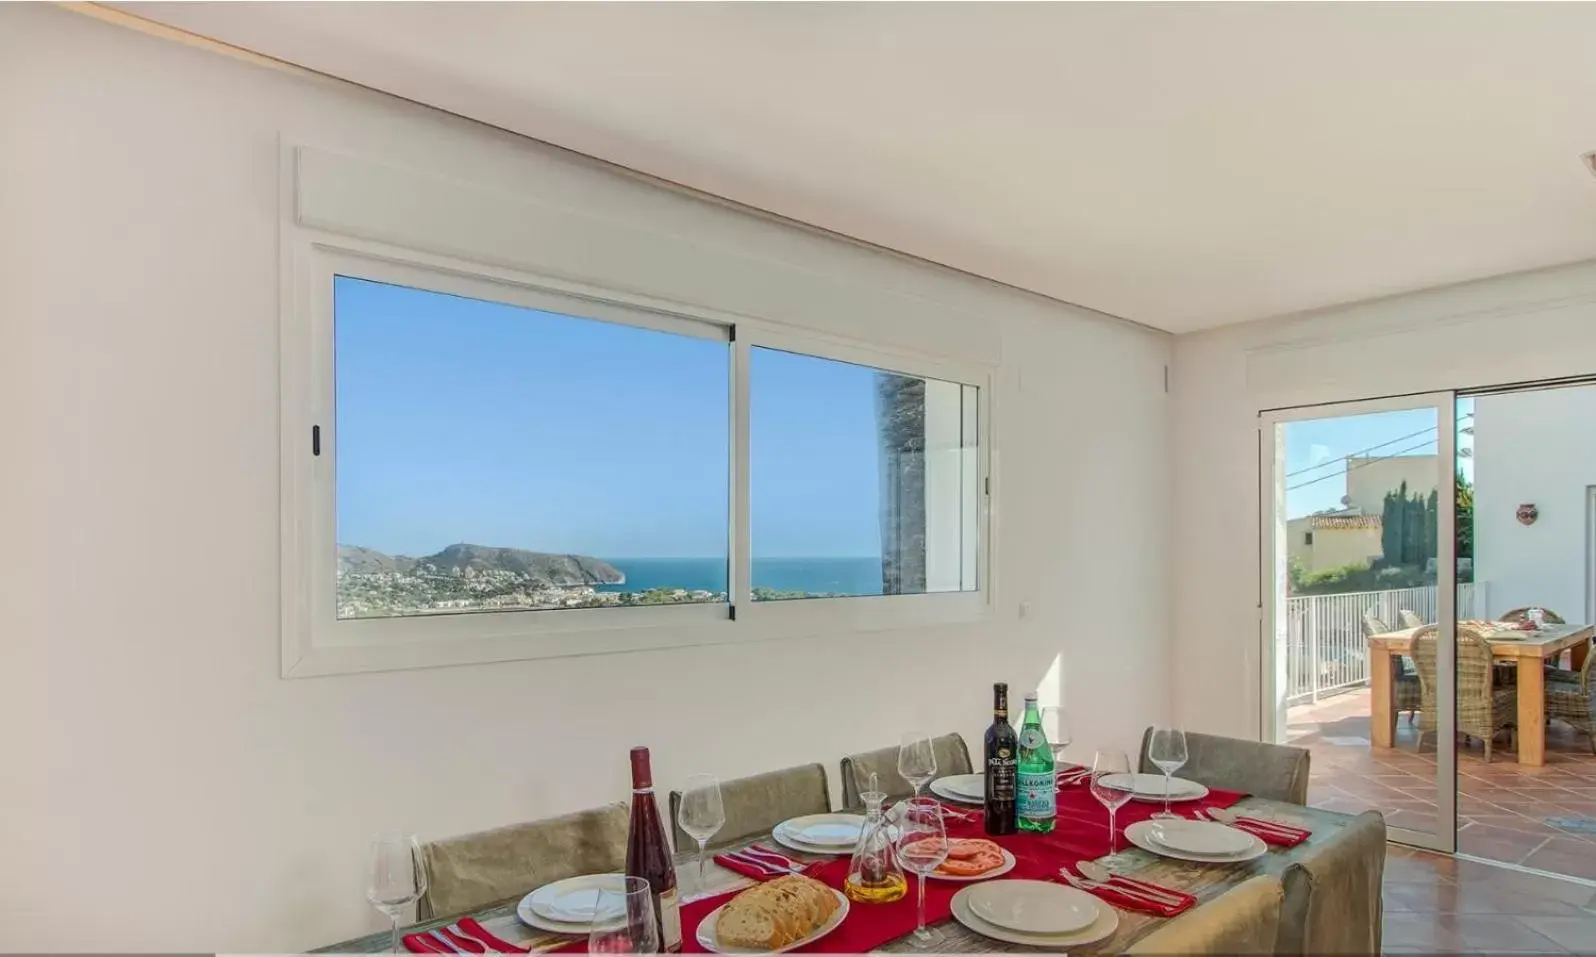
1365,613,1421,723
1136,729,1310,805
668,762,831,851
1546,647,1596,754
1124,874,1284,955
1499,606,1566,624
1412,623,1517,762
838,733,973,809
1274,810,1386,957
416,802,629,921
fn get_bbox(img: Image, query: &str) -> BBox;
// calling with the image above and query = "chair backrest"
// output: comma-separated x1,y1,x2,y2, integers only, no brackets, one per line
1499,606,1566,624
1125,875,1284,955
669,762,831,851
1360,613,1388,639
838,733,973,809
1137,729,1310,805
418,803,628,921
1275,811,1387,956
1411,623,1494,707
1398,609,1424,629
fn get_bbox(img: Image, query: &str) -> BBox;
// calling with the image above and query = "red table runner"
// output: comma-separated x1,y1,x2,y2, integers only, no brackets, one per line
558,772,1245,954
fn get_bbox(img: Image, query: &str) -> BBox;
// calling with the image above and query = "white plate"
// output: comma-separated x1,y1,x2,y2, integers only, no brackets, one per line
1125,820,1267,863
775,814,865,848
1144,819,1255,856
1097,772,1209,803
695,887,850,954
928,846,1017,882
964,879,1099,934
931,774,985,800
950,884,1118,949
517,874,627,933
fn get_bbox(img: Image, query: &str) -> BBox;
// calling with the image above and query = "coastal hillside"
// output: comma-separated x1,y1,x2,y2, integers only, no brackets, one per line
336,543,624,586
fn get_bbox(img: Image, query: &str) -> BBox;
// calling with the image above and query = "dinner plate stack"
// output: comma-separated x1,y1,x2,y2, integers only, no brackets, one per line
517,874,628,933
1094,773,1210,803
950,880,1119,948
928,774,985,805
1124,819,1267,863
770,814,866,856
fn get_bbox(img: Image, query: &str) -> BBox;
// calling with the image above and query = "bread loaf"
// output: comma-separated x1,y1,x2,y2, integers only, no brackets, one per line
715,874,840,950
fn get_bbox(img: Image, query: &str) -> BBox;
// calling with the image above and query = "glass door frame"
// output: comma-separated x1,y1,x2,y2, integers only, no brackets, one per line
1258,391,1458,854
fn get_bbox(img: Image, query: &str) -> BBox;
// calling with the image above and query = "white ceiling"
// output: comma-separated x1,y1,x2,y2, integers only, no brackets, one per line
118,2,1596,333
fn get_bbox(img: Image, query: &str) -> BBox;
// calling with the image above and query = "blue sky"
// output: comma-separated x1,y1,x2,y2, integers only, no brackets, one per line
1282,399,1474,518
334,276,884,560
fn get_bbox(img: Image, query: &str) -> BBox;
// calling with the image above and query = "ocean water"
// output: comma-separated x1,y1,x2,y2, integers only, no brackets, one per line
598,556,884,597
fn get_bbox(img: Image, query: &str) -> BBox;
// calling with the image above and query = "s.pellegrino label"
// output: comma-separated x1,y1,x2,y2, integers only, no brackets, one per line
1016,693,1056,833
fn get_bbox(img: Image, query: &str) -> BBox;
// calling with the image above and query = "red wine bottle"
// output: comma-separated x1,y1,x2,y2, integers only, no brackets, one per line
626,746,682,953
984,682,1018,835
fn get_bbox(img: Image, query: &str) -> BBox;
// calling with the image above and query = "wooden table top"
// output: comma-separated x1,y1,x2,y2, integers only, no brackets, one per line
1369,623,1594,659
318,797,1358,954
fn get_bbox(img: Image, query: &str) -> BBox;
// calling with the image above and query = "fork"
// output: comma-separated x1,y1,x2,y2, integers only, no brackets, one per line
1060,872,1175,909
738,845,809,872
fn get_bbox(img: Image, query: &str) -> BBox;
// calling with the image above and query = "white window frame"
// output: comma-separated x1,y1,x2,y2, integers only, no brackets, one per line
281,237,995,677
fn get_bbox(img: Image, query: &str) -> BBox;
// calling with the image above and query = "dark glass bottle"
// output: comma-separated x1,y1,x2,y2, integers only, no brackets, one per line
984,682,1018,835
626,747,682,952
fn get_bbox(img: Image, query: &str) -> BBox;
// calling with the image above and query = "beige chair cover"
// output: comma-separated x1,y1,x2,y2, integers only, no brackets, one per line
1126,874,1284,955
1276,810,1387,956
417,802,628,920
838,733,973,809
669,762,831,851
1138,728,1311,804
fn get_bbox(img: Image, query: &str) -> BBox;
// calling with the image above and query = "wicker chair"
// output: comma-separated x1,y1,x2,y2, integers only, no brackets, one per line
1412,623,1518,762
1364,614,1420,722
1499,607,1566,625
1546,647,1596,755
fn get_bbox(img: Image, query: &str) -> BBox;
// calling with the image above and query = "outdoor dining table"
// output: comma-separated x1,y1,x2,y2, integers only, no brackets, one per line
1367,622,1594,766
319,795,1356,954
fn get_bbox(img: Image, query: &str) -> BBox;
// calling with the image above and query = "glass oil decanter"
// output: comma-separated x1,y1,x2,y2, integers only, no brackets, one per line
844,773,907,903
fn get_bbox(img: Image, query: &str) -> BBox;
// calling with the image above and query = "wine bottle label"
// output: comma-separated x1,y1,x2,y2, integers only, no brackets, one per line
986,754,1017,800
1016,770,1056,820
659,886,682,953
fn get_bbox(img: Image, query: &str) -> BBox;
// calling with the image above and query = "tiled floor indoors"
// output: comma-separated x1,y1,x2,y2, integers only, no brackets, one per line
1291,688,1596,879
1382,846,1596,953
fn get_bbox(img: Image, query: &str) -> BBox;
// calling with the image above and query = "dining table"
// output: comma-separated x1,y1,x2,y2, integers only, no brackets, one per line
1367,622,1594,766
318,791,1357,954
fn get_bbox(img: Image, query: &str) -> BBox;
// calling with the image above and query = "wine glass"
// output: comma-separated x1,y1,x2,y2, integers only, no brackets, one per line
1147,727,1189,820
897,732,938,798
677,773,726,895
366,832,427,955
1042,706,1071,762
1089,750,1133,859
588,876,660,954
892,798,949,949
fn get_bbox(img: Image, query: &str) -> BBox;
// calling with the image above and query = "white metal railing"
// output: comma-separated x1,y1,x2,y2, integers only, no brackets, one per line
1284,582,1488,705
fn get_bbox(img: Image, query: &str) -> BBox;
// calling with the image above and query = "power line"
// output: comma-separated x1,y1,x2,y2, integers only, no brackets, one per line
1285,437,1448,494
1283,413,1473,480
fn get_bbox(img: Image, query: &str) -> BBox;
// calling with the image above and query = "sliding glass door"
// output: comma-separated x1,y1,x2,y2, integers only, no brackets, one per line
1261,393,1458,853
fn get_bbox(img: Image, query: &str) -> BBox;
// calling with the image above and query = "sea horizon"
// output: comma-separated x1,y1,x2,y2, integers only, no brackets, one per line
599,555,885,597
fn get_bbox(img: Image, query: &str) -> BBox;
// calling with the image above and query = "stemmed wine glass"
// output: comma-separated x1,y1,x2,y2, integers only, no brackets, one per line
367,832,427,955
1042,706,1071,762
1089,750,1133,859
587,876,661,954
892,798,950,949
1147,727,1189,820
676,773,726,895
897,732,938,798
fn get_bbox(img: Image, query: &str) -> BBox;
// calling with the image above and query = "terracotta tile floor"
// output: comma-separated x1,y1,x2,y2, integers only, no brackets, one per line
1382,846,1596,953
1291,688,1596,881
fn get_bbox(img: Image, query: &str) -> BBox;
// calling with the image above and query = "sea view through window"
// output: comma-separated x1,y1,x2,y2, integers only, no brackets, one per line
333,276,979,619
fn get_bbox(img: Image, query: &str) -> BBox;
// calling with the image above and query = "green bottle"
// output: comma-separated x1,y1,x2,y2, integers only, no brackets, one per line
1016,692,1056,833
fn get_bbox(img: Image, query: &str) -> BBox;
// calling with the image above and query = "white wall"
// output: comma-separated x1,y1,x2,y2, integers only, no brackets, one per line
1172,251,1596,740
0,7,1171,950
1473,387,1596,622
